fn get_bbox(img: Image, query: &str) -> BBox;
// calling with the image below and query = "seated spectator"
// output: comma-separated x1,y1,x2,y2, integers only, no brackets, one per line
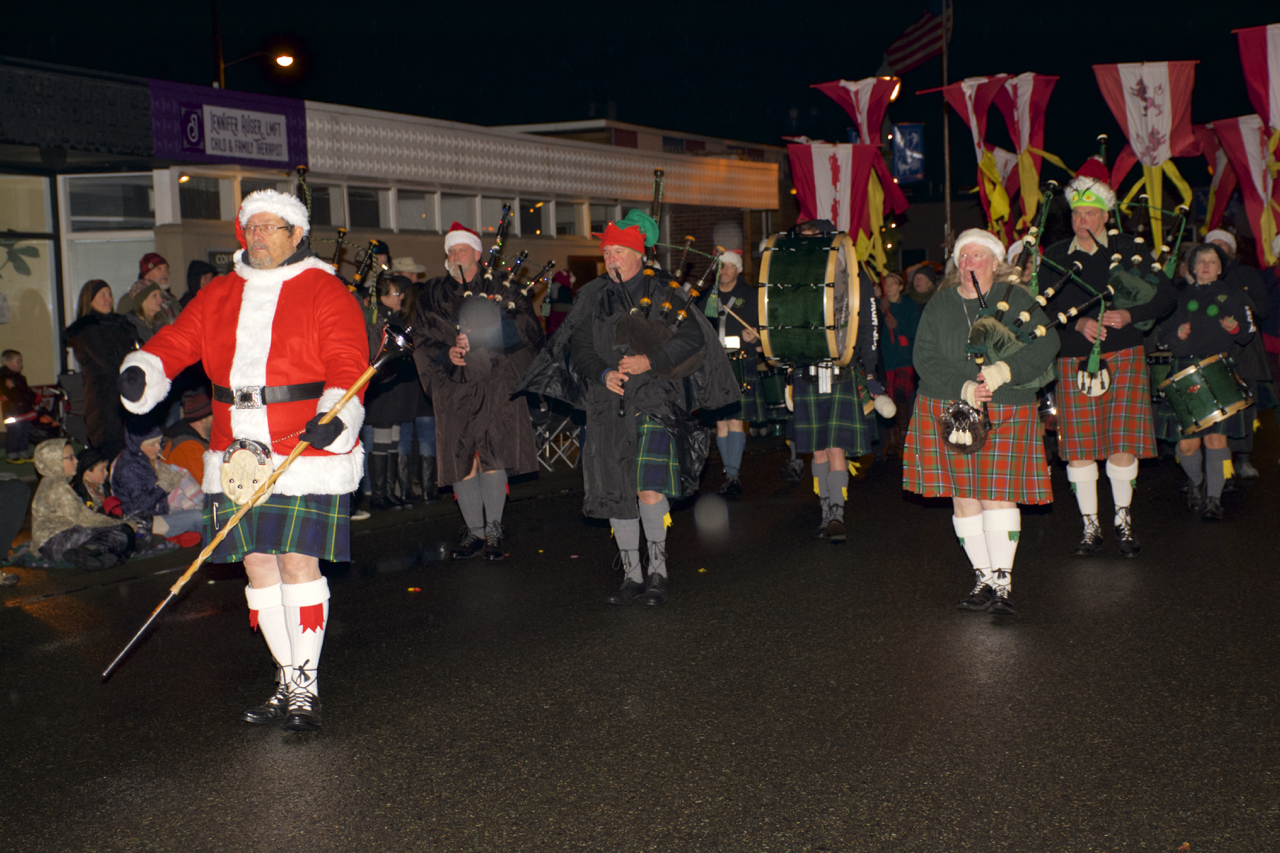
1,473,31,584
1,348,37,461
72,446,121,518
162,391,212,483
30,439,136,571
111,420,203,538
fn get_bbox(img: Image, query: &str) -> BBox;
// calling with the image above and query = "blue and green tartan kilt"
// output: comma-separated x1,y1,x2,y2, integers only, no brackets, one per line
739,378,769,422
635,414,680,496
790,369,875,455
203,492,350,563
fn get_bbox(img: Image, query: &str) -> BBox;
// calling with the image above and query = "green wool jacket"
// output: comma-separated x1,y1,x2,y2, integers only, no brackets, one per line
913,284,1060,406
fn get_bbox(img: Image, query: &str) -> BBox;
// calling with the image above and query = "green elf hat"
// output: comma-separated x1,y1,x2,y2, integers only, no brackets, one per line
614,209,660,247
1065,156,1116,210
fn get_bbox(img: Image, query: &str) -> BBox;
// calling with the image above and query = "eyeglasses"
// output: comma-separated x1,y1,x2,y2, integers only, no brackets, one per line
245,224,294,237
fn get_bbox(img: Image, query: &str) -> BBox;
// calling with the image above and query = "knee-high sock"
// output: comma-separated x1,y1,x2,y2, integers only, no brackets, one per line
716,433,731,471
611,517,642,583
639,497,670,577
479,470,508,526
1205,447,1230,499
952,514,992,586
453,475,484,535
246,583,291,681
1179,448,1204,487
1066,462,1099,517
812,460,829,499
281,577,329,699
827,466,849,520
1106,458,1138,525
722,430,746,477
982,508,1021,597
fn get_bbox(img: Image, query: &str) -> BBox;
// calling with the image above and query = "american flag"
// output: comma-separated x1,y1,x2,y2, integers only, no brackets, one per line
885,1,953,75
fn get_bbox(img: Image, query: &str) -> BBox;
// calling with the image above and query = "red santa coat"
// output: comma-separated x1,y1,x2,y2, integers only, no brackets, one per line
121,253,369,496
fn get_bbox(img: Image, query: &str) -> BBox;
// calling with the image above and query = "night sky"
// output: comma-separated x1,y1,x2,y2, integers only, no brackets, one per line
5,1,1278,189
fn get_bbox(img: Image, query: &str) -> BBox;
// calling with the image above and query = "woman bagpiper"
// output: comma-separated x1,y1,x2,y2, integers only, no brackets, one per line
1155,243,1256,521
903,229,1060,616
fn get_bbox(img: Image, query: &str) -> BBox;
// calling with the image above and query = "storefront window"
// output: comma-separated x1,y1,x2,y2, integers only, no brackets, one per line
480,197,515,235
397,190,436,232
440,194,476,231
556,202,583,237
309,186,343,228
589,203,618,234
349,187,390,229
66,174,154,232
179,176,222,221
0,175,53,233
519,200,551,237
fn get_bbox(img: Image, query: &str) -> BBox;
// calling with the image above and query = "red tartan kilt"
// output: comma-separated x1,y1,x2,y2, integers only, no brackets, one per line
1055,347,1157,460
904,395,1052,504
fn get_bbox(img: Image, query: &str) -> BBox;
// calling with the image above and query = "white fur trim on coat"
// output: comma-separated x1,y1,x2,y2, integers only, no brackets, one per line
315,386,364,455
120,350,171,414
200,443,365,496
238,190,310,236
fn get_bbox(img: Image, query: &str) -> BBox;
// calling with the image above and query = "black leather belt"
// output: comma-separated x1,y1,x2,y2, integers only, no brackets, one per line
212,382,326,410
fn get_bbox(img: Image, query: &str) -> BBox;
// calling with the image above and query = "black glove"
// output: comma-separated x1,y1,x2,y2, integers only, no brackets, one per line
300,412,345,450
118,366,146,402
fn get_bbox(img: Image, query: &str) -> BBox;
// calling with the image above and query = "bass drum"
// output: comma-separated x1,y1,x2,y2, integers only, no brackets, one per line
757,232,860,368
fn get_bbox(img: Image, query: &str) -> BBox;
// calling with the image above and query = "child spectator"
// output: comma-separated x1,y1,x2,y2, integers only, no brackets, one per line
111,420,204,538
72,446,121,518
30,439,135,570
1,349,37,461
161,391,212,484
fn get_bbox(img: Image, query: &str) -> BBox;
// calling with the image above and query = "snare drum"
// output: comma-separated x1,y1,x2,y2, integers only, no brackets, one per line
1157,353,1253,436
757,232,860,367
758,368,789,413
1147,352,1173,401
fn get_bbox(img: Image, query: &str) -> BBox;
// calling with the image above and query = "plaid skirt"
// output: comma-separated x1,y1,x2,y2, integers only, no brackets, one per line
791,369,875,455
1055,348,1157,460
203,493,350,563
904,396,1052,504
636,414,680,496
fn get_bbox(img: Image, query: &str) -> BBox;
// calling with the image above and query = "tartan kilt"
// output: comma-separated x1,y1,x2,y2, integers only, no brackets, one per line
636,414,680,496
1055,348,1157,460
738,377,769,422
790,370,875,455
203,492,350,563
904,395,1052,504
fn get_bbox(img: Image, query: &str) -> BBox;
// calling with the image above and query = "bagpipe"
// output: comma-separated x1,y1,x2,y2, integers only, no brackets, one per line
614,251,716,383
294,166,386,294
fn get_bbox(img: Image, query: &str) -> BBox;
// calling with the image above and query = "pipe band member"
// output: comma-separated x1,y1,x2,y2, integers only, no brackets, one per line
1044,155,1176,558
903,229,1060,617
411,222,545,562
119,189,369,732
518,209,738,606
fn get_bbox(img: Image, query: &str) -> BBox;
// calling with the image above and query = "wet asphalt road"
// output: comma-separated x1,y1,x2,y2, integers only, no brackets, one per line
2,436,1278,853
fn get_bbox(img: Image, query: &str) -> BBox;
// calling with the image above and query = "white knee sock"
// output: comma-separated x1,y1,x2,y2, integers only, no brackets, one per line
1106,459,1138,525
952,514,992,586
983,508,1021,597
639,497,670,577
1067,462,1099,517
245,583,291,682
281,577,330,699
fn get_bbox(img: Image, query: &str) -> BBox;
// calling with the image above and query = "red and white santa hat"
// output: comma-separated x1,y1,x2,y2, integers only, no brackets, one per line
237,189,310,236
444,222,483,253
952,228,1006,262
719,250,743,271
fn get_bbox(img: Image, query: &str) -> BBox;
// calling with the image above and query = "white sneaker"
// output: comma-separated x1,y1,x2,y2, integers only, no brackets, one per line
350,509,371,521
1237,460,1260,479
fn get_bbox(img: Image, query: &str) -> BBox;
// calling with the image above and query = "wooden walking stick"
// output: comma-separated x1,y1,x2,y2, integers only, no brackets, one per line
102,325,414,680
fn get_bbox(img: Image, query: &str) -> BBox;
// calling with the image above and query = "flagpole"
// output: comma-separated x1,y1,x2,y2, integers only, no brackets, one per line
942,0,952,255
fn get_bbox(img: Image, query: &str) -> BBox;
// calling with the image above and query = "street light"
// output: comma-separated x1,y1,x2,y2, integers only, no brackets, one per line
211,0,294,88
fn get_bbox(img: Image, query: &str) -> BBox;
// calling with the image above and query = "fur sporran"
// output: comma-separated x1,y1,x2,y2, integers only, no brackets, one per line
937,400,991,454
219,439,274,508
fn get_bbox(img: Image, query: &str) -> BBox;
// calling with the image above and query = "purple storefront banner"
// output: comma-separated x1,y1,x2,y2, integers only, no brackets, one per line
150,79,306,169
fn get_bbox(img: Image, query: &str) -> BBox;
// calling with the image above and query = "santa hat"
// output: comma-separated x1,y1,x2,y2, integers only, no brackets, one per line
1065,156,1116,210
237,189,310,236
953,228,1006,263
552,270,576,287
1204,229,1237,255
719,250,743,271
443,222,482,253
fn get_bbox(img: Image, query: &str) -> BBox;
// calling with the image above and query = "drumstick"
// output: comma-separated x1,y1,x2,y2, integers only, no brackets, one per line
721,304,756,335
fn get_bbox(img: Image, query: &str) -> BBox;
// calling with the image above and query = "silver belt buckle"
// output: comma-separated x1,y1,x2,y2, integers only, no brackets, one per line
234,386,264,409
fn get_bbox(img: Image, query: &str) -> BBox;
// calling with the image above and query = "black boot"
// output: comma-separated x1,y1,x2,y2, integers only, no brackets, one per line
421,456,438,502
369,453,395,511
393,453,414,510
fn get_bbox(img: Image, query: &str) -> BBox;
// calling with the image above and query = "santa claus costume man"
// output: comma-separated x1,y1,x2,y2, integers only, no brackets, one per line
118,189,368,732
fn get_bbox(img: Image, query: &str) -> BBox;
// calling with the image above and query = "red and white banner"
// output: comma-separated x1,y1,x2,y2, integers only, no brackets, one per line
1192,124,1236,233
789,143,854,232
1213,115,1280,267
1093,61,1198,182
1235,23,1280,129
992,73,1061,229
811,77,900,145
